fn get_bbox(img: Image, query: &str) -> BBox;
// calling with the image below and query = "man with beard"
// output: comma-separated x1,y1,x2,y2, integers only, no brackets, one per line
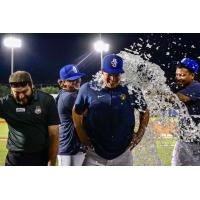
171,58,200,165
0,71,60,166
73,54,149,166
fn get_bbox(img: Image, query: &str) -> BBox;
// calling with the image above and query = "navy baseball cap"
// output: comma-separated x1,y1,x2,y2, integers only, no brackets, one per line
180,58,199,73
59,64,85,81
102,54,124,74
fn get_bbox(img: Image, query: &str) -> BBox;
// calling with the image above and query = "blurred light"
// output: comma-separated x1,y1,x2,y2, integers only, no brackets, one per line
94,40,109,52
3,36,22,48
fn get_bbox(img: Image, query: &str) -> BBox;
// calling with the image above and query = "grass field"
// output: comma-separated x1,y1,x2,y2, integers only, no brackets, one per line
0,119,8,138
156,138,176,165
0,119,8,165
0,118,176,166
0,140,7,165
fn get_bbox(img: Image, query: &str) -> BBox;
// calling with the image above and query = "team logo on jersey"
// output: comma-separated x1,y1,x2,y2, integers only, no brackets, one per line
34,106,42,114
120,94,127,101
111,58,118,68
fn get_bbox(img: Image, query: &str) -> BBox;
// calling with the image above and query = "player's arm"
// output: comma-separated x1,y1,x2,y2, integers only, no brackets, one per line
46,97,60,166
128,107,149,150
72,106,92,147
129,88,150,149
48,125,59,166
130,108,150,149
176,92,191,103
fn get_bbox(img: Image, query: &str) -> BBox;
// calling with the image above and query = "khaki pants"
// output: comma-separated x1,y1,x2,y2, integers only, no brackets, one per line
83,148,133,166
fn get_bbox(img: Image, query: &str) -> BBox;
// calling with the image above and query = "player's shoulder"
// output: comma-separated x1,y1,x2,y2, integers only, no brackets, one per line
79,82,91,91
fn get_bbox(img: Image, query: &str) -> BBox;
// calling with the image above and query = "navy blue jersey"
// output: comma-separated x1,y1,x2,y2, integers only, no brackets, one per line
178,81,200,125
56,89,81,155
74,82,147,159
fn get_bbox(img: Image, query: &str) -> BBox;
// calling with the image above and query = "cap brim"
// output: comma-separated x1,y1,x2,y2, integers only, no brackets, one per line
66,73,85,81
102,68,124,74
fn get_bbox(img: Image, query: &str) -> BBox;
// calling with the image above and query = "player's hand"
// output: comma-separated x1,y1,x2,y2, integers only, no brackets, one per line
128,131,144,150
176,92,191,103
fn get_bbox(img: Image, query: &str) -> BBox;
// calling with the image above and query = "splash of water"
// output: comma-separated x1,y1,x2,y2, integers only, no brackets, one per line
119,51,200,165
120,51,199,139
90,49,200,165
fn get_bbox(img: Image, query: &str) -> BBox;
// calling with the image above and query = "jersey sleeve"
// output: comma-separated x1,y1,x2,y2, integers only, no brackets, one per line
188,89,200,102
47,96,60,126
74,83,88,115
190,96,200,102
58,92,77,113
180,83,200,103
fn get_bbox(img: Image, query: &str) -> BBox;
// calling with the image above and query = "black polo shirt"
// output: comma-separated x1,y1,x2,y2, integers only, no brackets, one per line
0,90,60,153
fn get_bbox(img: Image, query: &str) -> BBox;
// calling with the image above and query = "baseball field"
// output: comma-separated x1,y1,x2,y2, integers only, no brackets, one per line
0,119,8,165
0,118,175,166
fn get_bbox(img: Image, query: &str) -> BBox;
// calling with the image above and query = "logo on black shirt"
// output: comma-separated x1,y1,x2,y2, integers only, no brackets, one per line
34,106,42,114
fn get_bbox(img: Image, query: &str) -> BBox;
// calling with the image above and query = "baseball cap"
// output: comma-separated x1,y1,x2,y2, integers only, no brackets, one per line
59,64,85,81
180,58,199,73
9,71,33,87
102,54,124,74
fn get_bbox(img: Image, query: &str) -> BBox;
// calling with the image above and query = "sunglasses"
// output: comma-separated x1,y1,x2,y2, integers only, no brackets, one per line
10,81,29,88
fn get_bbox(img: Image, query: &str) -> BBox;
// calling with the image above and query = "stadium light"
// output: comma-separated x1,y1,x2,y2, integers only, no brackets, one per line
94,40,109,69
94,40,109,52
3,36,22,74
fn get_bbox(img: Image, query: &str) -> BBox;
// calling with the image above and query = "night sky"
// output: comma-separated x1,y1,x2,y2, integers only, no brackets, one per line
0,33,200,85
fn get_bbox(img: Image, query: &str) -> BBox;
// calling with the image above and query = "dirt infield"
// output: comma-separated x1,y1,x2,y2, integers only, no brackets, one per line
0,138,7,141
0,119,6,124
152,121,176,135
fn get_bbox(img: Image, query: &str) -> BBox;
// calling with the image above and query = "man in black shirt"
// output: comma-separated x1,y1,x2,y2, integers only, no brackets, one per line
0,71,60,166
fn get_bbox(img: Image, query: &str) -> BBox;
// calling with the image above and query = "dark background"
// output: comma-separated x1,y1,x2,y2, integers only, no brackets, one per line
0,33,200,86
